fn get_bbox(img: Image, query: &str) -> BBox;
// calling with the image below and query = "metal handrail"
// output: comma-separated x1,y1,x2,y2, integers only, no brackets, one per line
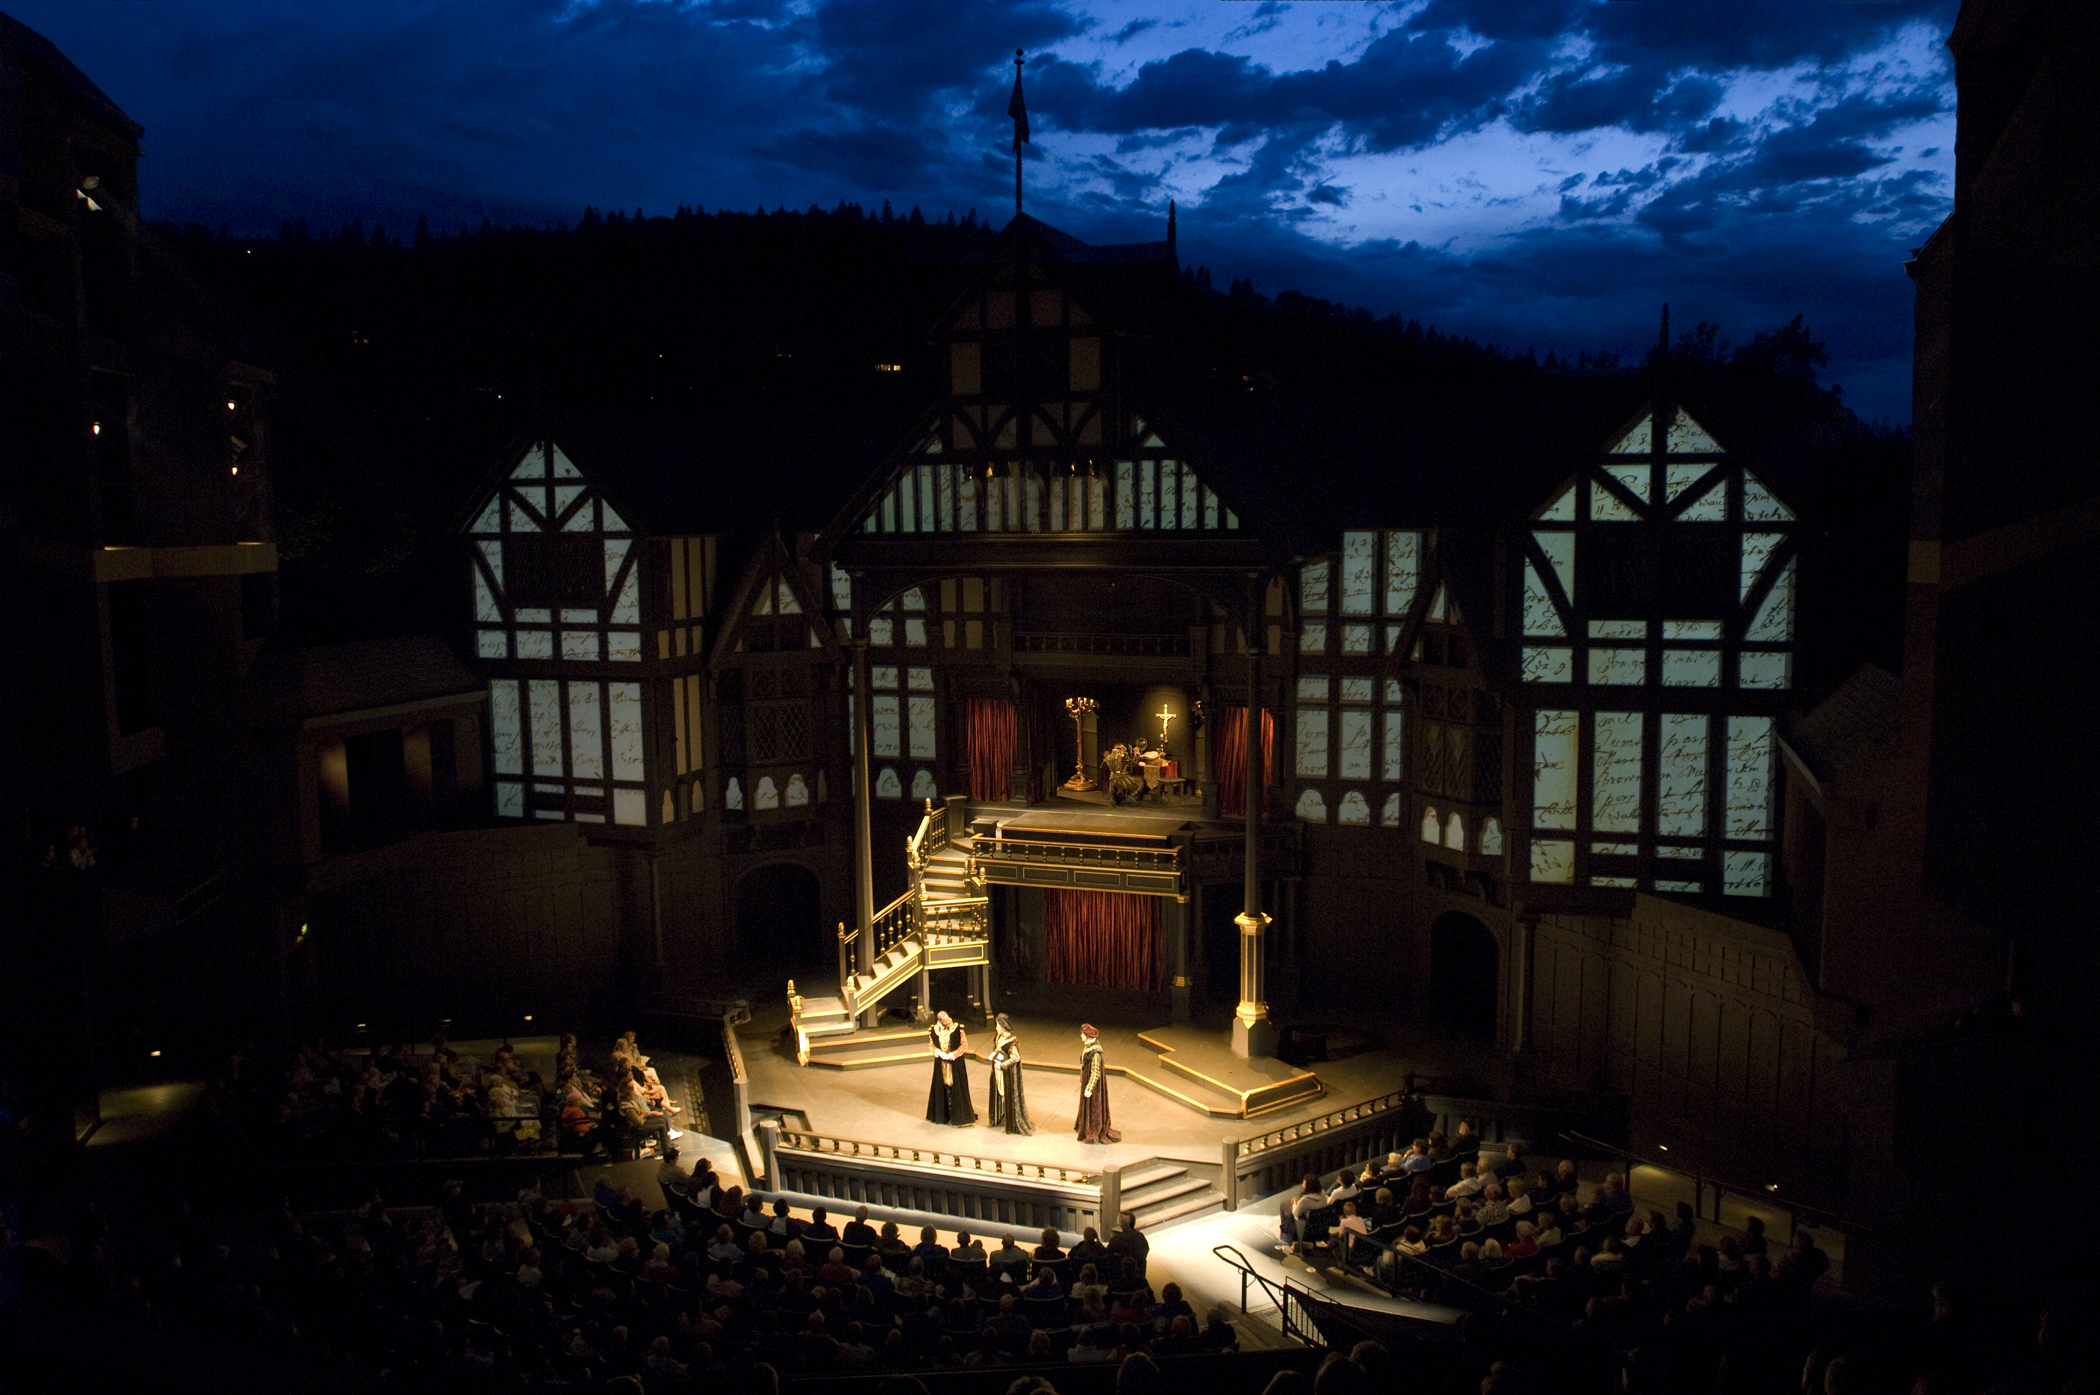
776,1128,1098,1186
1559,1129,1877,1236
1323,1227,1571,1330
1239,1091,1411,1158
1209,1244,1326,1349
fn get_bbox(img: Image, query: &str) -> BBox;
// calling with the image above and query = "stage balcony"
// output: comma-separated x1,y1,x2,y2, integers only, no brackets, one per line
962,803,1299,900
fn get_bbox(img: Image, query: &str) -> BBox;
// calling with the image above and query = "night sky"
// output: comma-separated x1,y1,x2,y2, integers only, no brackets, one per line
16,0,1958,423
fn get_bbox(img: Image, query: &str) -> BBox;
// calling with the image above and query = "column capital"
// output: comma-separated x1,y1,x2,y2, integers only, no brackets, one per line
1234,911,1272,936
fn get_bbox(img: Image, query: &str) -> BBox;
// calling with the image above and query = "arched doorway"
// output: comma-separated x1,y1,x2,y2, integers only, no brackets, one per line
734,863,823,977
1428,912,1500,1041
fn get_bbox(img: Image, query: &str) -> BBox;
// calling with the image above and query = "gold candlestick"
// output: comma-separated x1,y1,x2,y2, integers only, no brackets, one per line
1064,697,1098,791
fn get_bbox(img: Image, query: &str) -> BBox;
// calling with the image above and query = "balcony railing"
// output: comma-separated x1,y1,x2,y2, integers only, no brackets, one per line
1013,631,1191,658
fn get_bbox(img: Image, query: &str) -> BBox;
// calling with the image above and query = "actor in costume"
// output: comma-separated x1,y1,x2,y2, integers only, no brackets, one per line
1074,1024,1121,1144
987,1013,1033,1136
925,1011,977,1126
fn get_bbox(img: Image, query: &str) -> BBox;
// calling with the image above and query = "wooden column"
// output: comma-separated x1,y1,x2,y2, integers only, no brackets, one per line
851,635,877,1025
1167,893,1192,1025
1233,572,1277,1059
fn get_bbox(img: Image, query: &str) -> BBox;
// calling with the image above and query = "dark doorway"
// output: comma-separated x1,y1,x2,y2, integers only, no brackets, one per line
1428,913,1499,1040
734,863,823,976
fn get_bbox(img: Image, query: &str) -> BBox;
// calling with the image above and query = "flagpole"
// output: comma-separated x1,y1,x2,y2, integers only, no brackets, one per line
1013,49,1025,218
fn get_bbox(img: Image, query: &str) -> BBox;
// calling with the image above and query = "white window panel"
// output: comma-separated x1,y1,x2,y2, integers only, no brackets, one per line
911,769,939,801
1522,647,1573,683
606,541,637,622
754,777,779,810
1339,709,1373,780
1592,841,1637,855
1382,710,1404,781
516,630,553,660
1421,805,1440,842
872,665,899,689
566,681,604,780
907,667,934,691
1677,479,1727,521
1661,650,1721,687
1535,531,1575,602
1444,811,1466,850
609,683,645,781
1723,850,1769,896
872,695,902,758
516,607,550,624
1530,838,1575,884
1481,818,1505,855
1300,561,1330,614
1667,411,1720,454
1295,788,1328,823
475,567,502,623
1384,531,1421,614
1603,462,1650,502
1655,879,1703,894
1337,791,1370,825
470,496,503,534
1381,792,1402,827
868,615,894,646
1608,414,1652,455
1657,713,1709,837
1385,679,1404,703
875,767,902,799
1340,677,1373,703
1300,622,1328,654
1295,707,1330,778
904,617,929,646
1340,532,1376,614
561,608,598,625
1591,480,1640,522
1296,675,1329,702
491,680,523,775
1588,648,1647,686
561,631,601,661
830,566,852,612
1341,624,1372,654
612,788,645,826
1115,462,1136,528
1663,620,1722,640
908,695,937,758
528,679,563,777
607,631,642,662
1537,485,1576,522
785,774,811,806
1524,563,1563,636
494,780,523,817
1742,472,1793,521
901,586,926,611
1747,559,1795,642
1589,619,1645,639
1592,711,1643,833
1725,716,1773,839
478,630,508,659
1741,532,1784,599
1532,709,1578,830
725,777,743,809
1387,624,1405,653
1738,651,1791,689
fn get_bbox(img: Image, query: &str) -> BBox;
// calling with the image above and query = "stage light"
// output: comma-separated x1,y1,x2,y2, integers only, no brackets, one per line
231,466,239,476
227,401,236,412
1657,1145,1668,1152
356,1023,367,1030
1766,1183,1779,1192
91,422,101,435
523,1014,534,1022
149,1049,161,1057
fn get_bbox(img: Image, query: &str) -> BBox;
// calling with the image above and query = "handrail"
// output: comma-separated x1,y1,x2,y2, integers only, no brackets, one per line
974,835,1184,871
1559,1129,1877,1236
1209,1244,1326,1349
776,1129,1098,1186
1326,1228,1570,1331
1239,1090,1411,1158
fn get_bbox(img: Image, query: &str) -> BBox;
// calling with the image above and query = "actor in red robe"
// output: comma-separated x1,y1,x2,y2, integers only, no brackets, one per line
1074,1024,1121,1144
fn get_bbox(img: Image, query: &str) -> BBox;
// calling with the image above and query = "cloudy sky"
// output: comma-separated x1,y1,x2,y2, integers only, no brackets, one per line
17,0,1958,422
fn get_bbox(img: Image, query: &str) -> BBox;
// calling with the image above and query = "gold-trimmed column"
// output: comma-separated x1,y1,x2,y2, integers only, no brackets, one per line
850,633,877,1025
1232,571,1278,1060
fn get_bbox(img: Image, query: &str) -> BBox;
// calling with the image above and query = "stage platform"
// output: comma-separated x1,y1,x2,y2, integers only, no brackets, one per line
744,1010,1399,1174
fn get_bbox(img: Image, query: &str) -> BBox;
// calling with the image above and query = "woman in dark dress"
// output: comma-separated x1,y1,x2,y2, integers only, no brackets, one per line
925,1011,976,1126
1074,1024,1121,1144
987,1013,1033,1135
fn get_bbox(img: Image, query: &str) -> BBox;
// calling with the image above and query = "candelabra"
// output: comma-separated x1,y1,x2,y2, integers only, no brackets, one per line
1063,696,1098,791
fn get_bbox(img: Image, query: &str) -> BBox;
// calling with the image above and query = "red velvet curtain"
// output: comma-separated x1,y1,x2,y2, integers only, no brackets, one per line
966,699,1015,802
1045,890,1164,991
1212,705,1274,817
1025,696,1046,804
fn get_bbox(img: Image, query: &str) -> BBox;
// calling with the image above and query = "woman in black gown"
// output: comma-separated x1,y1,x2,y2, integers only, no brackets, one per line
987,1013,1033,1135
925,1011,976,1126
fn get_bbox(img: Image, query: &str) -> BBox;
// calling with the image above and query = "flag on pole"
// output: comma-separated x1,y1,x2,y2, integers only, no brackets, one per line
1009,50,1030,152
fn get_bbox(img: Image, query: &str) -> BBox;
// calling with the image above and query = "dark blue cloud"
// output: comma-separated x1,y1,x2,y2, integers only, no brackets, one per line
1,0,1959,422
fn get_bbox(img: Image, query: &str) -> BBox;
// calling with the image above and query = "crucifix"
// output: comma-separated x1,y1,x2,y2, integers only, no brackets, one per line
1156,704,1175,749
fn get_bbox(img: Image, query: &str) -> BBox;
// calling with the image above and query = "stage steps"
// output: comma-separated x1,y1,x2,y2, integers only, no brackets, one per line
1116,1159,1226,1232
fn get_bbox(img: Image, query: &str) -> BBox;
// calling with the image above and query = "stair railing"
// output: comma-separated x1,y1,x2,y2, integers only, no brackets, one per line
1209,1244,1328,1349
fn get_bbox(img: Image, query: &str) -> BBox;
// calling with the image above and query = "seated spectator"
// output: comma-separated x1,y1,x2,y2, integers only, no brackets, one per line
712,1184,743,1222
859,1253,894,1299
896,1256,935,1302
1404,1176,1436,1222
803,1206,839,1244
1452,1121,1481,1158
780,1238,810,1276
1589,1236,1627,1273
1071,1262,1107,1306
740,1193,769,1230
1477,1182,1510,1228
642,1242,677,1282
818,1245,857,1288
1370,1187,1402,1229
1400,1140,1435,1174
1069,1324,1115,1364
1022,1264,1063,1300
1444,1162,1486,1201
1556,1193,1587,1235
1032,1227,1064,1262
1667,1201,1697,1246
1506,1223,1539,1259
952,1230,987,1265
1528,1170,1558,1209
1428,1131,1453,1163
1327,1168,1360,1208
1554,1159,1579,1196
875,1221,910,1258
1153,1281,1194,1330
1492,1142,1527,1180
1154,1315,1198,1356
1395,1225,1428,1257
1199,1307,1239,1351
1451,1241,1490,1292
1069,1226,1108,1262
708,1224,742,1263
1424,1216,1457,1250
989,1293,1033,1343
1740,1214,1768,1258
769,1198,804,1240
1109,1285,1154,1328
1505,1182,1535,1221
1533,1216,1563,1250
842,1205,879,1248
912,1226,949,1267
1453,1201,1481,1237
991,1233,1030,1269
1291,1174,1331,1229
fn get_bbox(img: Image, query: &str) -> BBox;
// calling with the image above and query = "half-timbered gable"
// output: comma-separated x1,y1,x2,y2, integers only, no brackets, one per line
1510,399,1798,898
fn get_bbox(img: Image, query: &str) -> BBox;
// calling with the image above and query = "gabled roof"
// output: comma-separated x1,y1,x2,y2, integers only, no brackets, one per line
1784,663,1901,784
2,14,144,140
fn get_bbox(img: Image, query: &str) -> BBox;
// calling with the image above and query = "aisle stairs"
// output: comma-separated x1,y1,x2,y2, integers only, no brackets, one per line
1117,1158,1227,1231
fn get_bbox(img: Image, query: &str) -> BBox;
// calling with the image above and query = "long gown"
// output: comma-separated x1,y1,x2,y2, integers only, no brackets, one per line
925,1022,977,1126
1074,1040,1121,1144
988,1030,1033,1136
